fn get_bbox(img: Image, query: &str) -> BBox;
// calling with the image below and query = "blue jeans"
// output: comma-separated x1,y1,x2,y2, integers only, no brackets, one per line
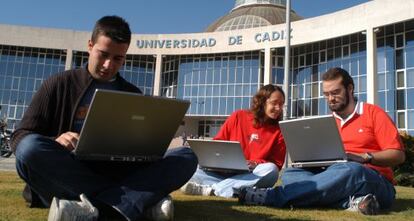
15,134,198,221
264,162,395,209
190,162,278,198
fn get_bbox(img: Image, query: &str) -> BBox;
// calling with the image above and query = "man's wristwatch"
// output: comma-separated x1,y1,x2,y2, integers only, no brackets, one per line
363,152,374,164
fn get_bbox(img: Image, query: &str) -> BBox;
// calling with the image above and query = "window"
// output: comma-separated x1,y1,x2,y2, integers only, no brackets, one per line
319,50,327,63
299,54,305,67
397,111,406,129
396,33,405,48
397,70,405,88
15,51,24,62
38,53,46,64
342,45,350,58
124,60,133,71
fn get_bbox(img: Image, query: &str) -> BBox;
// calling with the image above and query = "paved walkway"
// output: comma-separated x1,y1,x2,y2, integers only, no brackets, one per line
0,155,16,171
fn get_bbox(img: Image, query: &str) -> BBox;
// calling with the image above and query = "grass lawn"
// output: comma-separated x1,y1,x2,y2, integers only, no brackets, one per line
0,171,413,221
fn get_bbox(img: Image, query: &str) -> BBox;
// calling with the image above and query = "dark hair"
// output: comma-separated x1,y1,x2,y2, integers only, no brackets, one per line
250,84,285,126
91,15,131,44
322,67,354,94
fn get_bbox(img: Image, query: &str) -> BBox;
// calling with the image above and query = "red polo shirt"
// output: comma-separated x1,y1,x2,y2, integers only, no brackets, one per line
214,110,286,170
334,102,404,183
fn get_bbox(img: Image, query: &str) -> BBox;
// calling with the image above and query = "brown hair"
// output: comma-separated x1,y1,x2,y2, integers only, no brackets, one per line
91,15,131,45
250,84,285,126
322,67,355,95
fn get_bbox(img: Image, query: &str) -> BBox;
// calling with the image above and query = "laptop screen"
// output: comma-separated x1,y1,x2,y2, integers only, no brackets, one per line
74,89,190,162
279,115,347,167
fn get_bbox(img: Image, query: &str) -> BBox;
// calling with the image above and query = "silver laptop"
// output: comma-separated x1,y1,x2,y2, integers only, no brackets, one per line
187,139,249,173
279,115,347,168
73,89,190,162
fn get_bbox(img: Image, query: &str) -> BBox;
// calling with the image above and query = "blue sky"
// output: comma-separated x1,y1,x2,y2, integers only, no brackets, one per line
0,0,370,34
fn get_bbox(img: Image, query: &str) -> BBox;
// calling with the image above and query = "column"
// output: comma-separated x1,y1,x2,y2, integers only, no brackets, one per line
64,49,73,71
366,27,378,105
263,47,272,85
153,54,162,96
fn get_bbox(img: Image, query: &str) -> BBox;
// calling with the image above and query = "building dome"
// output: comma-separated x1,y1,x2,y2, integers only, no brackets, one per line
205,0,302,32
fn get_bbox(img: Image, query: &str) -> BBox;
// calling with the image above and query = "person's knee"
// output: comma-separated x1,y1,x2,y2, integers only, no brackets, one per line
343,162,367,177
15,134,44,165
255,162,278,175
166,147,198,173
254,163,279,187
330,162,375,184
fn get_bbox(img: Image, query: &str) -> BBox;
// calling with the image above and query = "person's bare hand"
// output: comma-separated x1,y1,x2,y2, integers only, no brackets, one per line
55,132,80,151
247,160,258,171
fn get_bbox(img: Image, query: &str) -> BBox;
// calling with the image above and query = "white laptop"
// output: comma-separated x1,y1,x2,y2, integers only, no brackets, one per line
73,89,190,162
187,139,250,173
279,115,347,168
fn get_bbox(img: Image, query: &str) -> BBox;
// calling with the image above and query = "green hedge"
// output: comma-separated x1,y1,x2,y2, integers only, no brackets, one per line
394,133,414,187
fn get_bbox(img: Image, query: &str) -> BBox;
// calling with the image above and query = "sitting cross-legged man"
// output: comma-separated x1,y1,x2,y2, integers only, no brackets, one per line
12,15,198,221
239,67,405,216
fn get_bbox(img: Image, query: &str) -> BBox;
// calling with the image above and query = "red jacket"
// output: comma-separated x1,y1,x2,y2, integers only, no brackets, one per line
214,110,286,169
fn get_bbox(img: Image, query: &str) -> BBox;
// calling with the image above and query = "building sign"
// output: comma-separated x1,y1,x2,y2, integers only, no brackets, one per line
137,38,217,49
136,29,291,49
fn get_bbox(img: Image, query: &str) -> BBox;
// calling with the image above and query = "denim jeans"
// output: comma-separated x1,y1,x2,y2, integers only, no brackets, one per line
264,162,395,209
15,133,198,221
190,162,278,198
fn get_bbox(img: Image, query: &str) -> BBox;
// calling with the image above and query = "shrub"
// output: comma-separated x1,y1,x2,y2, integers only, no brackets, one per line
394,132,414,187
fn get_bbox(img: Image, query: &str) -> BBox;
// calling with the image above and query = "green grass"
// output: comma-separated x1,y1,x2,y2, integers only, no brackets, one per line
0,171,413,221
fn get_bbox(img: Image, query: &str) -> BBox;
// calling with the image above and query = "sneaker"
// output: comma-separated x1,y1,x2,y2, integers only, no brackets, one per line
346,194,380,215
238,187,268,206
180,182,214,196
47,194,99,221
146,195,174,221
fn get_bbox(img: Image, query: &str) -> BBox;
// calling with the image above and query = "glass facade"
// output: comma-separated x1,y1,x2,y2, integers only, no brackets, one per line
162,51,262,116
283,32,367,119
121,55,155,95
0,49,155,130
377,19,414,135
0,45,66,129
198,119,226,138
72,51,155,95
271,48,285,87
1,17,413,137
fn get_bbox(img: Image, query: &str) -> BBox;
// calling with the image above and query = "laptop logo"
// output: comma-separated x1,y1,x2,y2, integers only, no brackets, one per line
304,126,311,129
215,152,221,157
131,115,145,121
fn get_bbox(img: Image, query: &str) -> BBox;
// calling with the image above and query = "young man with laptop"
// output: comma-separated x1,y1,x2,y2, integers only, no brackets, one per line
239,67,405,215
11,15,197,221
181,84,286,198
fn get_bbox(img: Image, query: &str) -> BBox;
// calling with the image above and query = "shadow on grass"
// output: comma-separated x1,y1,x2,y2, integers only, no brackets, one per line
174,198,312,221
390,198,414,212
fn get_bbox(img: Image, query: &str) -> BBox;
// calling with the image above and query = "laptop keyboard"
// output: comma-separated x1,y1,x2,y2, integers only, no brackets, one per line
110,155,162,162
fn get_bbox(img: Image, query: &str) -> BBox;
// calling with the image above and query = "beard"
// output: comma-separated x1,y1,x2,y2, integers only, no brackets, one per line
328,92,350,113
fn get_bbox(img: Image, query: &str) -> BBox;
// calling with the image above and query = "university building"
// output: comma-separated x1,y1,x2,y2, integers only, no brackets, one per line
0,0,413,136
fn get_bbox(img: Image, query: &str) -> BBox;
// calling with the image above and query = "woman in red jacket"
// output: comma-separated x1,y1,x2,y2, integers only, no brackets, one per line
181,84,286,198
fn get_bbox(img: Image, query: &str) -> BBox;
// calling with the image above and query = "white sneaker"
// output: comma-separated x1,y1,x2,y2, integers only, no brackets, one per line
238,187,268,206
180,182,214,196
346,194,380,215
146,195,174,221
47,194,99,221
